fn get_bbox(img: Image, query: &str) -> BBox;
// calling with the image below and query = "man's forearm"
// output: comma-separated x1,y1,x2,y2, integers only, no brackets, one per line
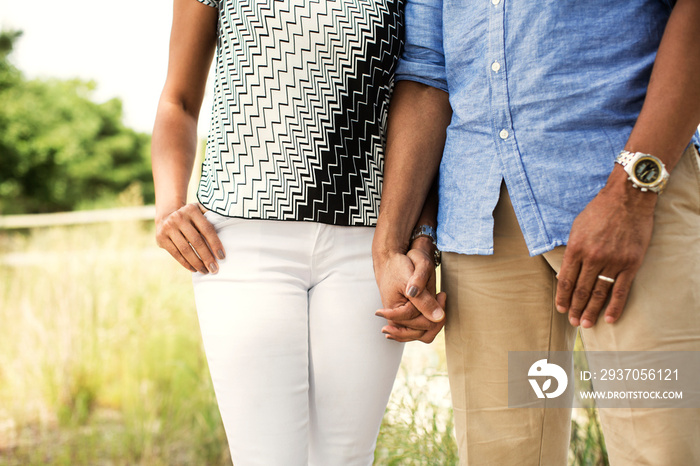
372,80,451,338
598,0,700,225
623,0,700,171
555,0,700,327
373,80,451,259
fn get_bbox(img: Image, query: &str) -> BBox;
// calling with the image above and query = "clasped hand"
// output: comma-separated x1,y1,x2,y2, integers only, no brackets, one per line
374,245,446,343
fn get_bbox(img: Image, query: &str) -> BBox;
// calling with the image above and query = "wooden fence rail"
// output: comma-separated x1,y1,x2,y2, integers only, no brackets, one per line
0,206,156,230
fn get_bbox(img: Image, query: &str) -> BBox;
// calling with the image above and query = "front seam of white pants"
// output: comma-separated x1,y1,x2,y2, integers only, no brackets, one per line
192,217,404,466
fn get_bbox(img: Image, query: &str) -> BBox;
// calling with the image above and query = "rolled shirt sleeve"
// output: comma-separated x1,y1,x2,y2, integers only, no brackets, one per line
395,0,448,92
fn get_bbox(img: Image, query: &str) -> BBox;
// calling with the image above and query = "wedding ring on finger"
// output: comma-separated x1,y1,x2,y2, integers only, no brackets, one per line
188,242,203,260
597,274,616,284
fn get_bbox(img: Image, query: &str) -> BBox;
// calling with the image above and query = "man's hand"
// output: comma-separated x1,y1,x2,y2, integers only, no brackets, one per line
556,167,657,328
155,203,225,274
373,238,446,343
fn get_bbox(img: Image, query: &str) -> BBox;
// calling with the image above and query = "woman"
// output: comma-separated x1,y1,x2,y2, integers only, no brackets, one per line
151,0,404,463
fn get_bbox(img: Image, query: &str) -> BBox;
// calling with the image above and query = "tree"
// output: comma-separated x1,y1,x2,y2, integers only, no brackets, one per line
0,30,154,214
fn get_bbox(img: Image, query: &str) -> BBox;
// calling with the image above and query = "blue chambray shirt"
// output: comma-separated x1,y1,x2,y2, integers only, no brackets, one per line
396,0,699,256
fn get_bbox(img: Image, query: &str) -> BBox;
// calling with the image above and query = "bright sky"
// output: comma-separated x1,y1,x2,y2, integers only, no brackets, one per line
0,0,213,134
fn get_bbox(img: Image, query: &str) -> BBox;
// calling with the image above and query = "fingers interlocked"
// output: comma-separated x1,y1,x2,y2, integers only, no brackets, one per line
376,247,446,343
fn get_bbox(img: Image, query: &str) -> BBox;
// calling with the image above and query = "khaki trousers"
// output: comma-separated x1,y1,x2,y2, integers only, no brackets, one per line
441,145,700,465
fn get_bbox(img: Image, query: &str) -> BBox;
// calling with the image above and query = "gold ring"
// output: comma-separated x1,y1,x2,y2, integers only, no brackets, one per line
597,274,615,284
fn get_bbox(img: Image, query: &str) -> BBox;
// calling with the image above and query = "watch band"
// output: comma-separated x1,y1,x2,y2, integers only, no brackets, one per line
615,149,638,166
410,224,437,244
410,224,441,267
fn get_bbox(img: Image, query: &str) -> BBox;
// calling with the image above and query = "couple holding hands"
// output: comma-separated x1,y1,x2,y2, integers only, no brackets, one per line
152,0,700,464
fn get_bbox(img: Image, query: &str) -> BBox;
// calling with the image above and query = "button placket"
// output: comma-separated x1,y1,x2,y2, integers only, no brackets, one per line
488,0,512,145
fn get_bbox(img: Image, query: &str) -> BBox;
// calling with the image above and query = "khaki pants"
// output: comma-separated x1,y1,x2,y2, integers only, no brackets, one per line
442,145,700,465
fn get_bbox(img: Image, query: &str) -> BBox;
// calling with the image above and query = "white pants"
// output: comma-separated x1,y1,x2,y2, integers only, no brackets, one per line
192,213,404,466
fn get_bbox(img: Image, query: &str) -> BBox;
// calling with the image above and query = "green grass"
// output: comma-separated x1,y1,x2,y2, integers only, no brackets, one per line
0,222,229,465
0,220,607,465
375,365,458,465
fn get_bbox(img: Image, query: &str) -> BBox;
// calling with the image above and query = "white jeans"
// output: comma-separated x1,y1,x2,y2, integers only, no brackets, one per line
192,213,404,466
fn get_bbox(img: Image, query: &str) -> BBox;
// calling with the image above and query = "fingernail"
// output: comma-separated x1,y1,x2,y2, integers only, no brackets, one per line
209,262,218,274
217,249,225,260
581,319,592,329
605,315,615,324
555,273,560,279
556,305,567,313
569,317,580,327
432,309,445,321
407,286,418,297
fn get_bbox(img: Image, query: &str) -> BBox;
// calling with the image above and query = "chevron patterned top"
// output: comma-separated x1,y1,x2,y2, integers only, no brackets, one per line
195,0,404,226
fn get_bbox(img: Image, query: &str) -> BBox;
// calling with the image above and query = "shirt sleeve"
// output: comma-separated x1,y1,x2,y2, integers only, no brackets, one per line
395,0,448,92
196,0,219,8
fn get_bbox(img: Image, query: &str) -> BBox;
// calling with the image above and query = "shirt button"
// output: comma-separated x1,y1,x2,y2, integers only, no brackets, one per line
492,0,500,5
499,129,509,140
491,61,501,72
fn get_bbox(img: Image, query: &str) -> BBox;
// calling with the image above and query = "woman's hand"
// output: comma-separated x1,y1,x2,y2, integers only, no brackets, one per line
155,203,225,274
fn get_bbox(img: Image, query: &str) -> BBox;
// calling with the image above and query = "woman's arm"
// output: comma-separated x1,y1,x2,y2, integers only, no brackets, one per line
152,0,222,274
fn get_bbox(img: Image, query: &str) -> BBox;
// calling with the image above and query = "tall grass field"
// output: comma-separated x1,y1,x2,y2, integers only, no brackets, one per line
0,217,606,465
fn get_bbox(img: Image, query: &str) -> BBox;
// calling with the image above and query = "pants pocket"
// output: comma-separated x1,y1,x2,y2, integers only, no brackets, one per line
203,210,243,231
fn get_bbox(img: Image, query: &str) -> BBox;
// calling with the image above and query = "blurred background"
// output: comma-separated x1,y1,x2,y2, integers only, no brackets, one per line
0,1,607,464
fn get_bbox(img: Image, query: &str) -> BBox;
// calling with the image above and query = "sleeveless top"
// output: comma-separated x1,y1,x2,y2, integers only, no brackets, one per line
195,0,404,226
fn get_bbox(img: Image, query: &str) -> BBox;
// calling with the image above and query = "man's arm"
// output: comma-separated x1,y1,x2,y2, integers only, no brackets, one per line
376,180,447,343
372,80,452,343
556,0,700,328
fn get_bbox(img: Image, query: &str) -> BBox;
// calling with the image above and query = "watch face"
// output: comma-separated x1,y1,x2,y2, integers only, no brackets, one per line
633,157,661,185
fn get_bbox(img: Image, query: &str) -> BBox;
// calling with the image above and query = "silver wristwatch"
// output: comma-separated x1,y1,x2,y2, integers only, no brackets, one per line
410,224,441,267
615,150,670,194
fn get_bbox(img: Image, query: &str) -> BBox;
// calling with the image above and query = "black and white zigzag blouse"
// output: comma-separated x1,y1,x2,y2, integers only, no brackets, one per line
195,0,403,226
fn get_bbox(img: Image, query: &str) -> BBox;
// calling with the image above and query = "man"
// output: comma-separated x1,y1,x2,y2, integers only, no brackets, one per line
372,0,700,464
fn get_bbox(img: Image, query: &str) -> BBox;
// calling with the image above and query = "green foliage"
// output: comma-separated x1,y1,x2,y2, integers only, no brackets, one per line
0,31,22,91
0,29,154,215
